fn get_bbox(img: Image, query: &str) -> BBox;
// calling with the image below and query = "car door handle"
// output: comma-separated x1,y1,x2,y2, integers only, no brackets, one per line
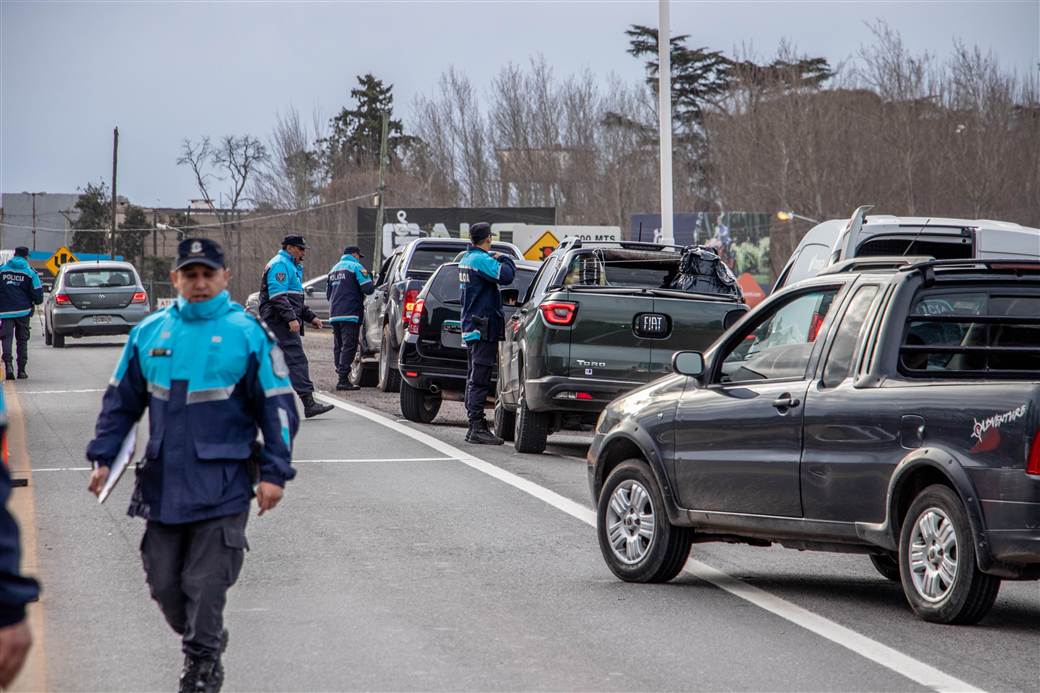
772,394,801,410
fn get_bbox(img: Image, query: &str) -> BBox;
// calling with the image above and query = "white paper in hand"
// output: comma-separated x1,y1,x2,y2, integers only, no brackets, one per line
98,427,136,504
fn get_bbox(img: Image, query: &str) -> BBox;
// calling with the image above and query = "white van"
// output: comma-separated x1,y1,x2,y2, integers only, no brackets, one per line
774,206,1040,290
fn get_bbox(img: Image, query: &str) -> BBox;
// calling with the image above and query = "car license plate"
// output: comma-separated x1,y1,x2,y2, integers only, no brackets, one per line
93,315,112,324
441,321,463,349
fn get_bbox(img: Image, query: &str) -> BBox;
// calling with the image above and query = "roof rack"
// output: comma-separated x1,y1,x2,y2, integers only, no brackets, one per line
899,258,1040,272
818,256,934,276
558,237,686,252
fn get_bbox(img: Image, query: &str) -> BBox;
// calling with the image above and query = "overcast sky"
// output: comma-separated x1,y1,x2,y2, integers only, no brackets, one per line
2,0,1037,208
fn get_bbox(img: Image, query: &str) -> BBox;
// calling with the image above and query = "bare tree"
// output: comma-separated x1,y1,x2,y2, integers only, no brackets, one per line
252,106,323,210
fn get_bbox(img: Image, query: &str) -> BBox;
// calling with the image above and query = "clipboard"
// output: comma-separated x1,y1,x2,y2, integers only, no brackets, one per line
98,427,137,504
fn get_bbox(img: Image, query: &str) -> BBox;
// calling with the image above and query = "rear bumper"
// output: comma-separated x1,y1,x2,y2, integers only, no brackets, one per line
399,339,493,394
524,374,643,414
51,306,149,335
979,498,1040,572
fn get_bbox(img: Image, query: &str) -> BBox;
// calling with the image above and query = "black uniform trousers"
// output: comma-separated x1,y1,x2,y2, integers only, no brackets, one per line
464,340,498,423
0,315,31,371
332,321,361,375
268,320,314,395
140,512,248,659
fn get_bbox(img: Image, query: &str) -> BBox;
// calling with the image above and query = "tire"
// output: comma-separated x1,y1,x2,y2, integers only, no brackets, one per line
898,484,1001,624
513,373,548,454
493,375,515,442
869,553,901,582
400,381,441,423
597,459,692,583
44,324,52,346
349,348,377,388
377,324,401,393
52,331,65,348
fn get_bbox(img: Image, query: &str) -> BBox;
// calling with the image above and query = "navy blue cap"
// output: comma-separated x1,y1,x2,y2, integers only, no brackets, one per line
13,246,29,257
175,237,225,271
343,245,364,258
282,234,307,249
469,222,492,243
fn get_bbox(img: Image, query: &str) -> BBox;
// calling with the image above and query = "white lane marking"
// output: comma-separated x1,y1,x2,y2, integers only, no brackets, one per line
15,388,105,395
294,457,456,463
31,457,457,472
314,392,982,693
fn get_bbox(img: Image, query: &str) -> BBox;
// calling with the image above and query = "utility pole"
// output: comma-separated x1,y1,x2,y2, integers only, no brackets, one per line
657,0,674,245
31,192,37,251
152,208,158,256
110,127,119,259
373,111,390,266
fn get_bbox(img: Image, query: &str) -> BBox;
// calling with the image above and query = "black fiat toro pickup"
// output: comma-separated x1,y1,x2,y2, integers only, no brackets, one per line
588,258,1040,625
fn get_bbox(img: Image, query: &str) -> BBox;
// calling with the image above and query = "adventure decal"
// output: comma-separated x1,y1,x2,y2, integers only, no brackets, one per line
970,404,1028,452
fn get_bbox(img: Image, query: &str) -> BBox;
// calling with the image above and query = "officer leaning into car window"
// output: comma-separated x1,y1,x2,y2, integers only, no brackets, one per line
258,235,333,418
326,245,374,391
459,222,515,445
0,247,44,380
86,238,300,693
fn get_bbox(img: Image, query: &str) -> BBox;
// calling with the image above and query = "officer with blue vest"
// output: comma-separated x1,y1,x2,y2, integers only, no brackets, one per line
0,388,40,687
258,235,332,418
0,247,43,380
86,238,299,693
459,223,515,445
326,245,374,391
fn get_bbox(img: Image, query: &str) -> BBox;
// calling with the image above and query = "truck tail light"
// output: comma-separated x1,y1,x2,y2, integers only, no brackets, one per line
403,288,420,326
1027,431,1040,476
131,291,148,304
807,312,824,342
407,298,425,335
54,293,72,305
539,300,578,326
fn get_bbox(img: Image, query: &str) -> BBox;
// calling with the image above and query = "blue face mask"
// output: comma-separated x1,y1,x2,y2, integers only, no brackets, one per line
177,291,231,321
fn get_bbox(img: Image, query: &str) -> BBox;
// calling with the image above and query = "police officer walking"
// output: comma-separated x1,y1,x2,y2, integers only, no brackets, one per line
259,235,333,418
459,222,515,445
0,247,44,380
326,245,374,391
86,238,300,693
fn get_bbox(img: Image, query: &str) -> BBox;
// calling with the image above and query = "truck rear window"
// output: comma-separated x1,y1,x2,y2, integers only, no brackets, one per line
561,251,680,290
900,289,1040,377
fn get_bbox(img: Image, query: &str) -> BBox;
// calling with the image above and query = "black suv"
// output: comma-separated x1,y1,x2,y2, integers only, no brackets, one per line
589,258,1040,624
398,261,538,423
351,238,521,391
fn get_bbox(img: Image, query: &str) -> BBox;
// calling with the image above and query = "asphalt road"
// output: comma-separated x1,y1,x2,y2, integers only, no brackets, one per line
5,323,1038,692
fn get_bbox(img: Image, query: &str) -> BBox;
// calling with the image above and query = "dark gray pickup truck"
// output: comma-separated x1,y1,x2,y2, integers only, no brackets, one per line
589,257,1040,624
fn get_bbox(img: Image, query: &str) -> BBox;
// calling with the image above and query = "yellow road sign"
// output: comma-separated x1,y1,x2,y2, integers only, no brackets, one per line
523,230,560,261
45,246,78,275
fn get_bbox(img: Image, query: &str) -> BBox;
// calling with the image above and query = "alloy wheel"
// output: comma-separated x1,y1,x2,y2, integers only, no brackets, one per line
605,480,656,565
908,507,958,603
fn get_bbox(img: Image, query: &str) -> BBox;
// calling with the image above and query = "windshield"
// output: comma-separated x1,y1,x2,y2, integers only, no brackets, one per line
560,251,680,290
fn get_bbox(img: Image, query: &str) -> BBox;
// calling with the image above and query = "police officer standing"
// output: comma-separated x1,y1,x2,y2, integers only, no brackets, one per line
459,222,515,445
0,388,39,687
259,235,333,418
86,238,299,693
326,245,374,391
0,247,43,380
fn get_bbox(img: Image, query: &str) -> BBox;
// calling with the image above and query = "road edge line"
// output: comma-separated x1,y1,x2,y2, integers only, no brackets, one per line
313,392,982,693
5,383,48,692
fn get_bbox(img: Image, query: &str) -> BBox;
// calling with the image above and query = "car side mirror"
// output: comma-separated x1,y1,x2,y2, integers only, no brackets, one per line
501,288,519,306
672,350,704,378
305,286,315,296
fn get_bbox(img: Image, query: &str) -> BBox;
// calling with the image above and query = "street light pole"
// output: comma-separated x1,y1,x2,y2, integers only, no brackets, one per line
657,0,674,245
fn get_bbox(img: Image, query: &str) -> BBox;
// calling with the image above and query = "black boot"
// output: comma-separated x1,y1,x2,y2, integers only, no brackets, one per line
467,419,503,445
301,393,334,418
3,362,13,381
336,373,359,391
179,654,224,693
16,366,27,380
